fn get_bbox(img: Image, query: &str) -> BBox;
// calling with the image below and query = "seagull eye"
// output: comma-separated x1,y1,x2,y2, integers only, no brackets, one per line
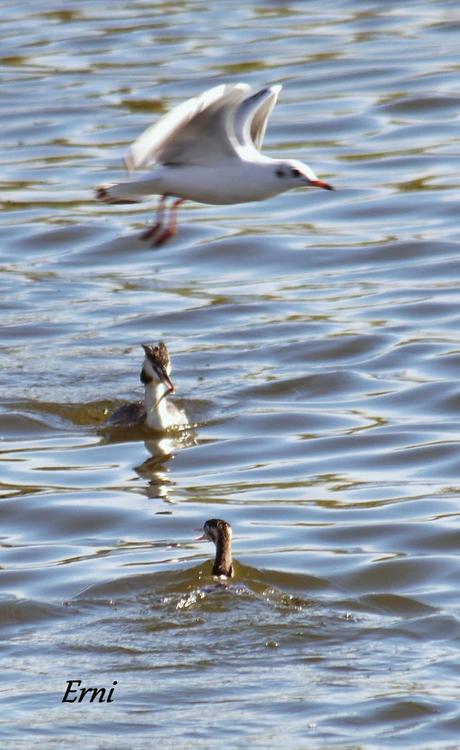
291,167,302,178
275,167,285,178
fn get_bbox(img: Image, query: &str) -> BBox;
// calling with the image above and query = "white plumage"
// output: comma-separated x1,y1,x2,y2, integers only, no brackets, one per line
96,83,333,244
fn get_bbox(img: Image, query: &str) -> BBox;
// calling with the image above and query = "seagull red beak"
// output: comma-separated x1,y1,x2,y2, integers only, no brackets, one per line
311,178,334,191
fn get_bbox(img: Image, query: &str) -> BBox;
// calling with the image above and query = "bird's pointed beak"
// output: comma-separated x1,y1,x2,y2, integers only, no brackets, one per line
194,530,208,541
311,178,334,191
155,367,175,393
163,373,175,393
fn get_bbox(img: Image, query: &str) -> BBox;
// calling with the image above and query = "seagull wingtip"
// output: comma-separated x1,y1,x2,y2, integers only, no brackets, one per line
124,153,134,174
259,84,282,96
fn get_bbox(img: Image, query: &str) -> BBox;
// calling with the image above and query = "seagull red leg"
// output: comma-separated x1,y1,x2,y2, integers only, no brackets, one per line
140,195,168,242
153,198,185,247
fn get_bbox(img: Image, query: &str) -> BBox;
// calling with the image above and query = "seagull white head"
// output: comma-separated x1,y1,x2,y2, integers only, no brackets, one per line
272,158,334,192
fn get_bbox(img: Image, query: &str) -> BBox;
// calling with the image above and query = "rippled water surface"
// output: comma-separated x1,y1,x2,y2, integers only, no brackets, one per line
2,1,460,747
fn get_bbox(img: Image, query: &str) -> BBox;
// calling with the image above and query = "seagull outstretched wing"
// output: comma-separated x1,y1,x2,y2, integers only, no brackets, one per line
234,85,282,155
125,83,252,171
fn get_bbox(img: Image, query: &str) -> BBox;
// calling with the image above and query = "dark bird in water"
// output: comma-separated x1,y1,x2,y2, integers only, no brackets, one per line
197,518,234,578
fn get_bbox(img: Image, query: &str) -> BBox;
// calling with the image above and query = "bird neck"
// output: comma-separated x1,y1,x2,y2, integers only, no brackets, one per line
144,382,169,430
213,534,233,578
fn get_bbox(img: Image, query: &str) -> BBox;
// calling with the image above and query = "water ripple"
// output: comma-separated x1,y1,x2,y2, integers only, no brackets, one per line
1,0,460,747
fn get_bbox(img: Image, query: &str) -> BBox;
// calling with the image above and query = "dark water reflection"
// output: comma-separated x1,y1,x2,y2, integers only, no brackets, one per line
1,0,460,747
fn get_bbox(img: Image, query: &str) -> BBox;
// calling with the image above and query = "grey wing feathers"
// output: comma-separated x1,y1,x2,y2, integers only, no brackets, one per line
234,85,282,152
125,83,252,171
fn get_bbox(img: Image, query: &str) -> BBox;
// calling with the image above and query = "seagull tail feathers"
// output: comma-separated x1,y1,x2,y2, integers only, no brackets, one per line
95,182,143,205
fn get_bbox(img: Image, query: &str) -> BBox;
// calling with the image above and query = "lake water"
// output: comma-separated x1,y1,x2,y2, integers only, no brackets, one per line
1,1,460,747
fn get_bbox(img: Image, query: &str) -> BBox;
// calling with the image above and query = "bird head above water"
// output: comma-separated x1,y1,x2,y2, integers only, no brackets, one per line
141,341,175,393
272,158,334,193
197,518,234,579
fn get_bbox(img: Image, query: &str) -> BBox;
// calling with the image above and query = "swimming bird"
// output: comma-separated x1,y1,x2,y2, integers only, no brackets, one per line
107,342,188,430
96,83,334,245
197,519,234,578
